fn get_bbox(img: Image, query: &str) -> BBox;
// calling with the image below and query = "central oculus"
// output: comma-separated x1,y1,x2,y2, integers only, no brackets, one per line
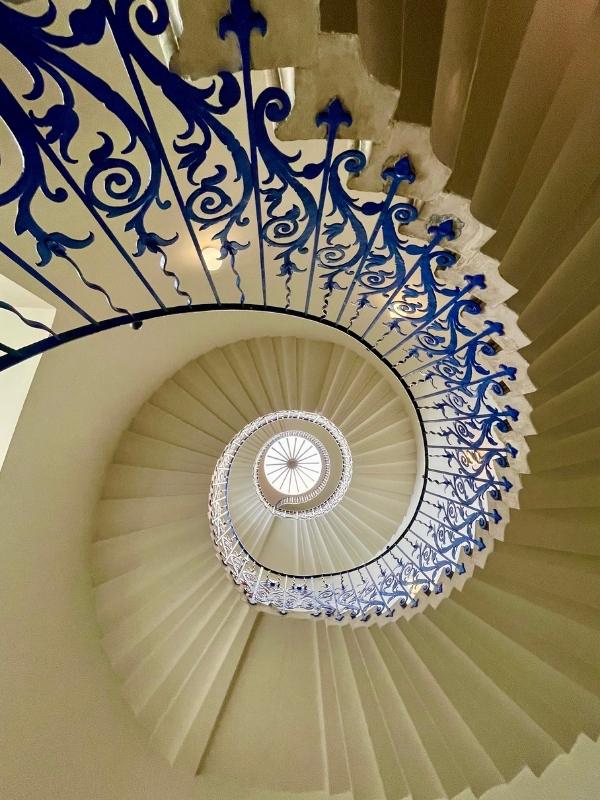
227,412,353,519
263,432,325,496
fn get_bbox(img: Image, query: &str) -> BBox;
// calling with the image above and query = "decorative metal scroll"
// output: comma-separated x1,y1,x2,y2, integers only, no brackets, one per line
0,0,527,621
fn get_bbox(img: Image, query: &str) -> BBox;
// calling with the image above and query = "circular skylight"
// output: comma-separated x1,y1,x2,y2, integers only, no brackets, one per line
263,433,323,495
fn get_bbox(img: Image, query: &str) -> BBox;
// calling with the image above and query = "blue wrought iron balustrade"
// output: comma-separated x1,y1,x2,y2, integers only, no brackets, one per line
0,0,526,619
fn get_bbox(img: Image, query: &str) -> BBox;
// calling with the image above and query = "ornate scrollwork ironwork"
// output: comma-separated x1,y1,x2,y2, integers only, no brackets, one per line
0,0,530,622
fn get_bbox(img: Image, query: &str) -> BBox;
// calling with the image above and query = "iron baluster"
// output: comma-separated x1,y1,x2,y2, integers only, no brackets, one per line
360,219,458,339
0,79,166,310
335,156,416,324
219,0,268,305
0,241,96,325
104,0,210,303
304,99,352,314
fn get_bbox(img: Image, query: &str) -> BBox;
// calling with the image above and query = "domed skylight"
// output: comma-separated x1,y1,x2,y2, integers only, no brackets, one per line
263,433,323,496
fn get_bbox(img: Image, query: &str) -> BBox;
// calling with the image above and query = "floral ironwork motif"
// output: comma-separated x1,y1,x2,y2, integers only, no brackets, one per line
0,0,528,621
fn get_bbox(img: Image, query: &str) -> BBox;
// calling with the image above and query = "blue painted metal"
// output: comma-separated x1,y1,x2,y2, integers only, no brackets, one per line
338,158,419,329
0,0,525,621
0,300,57,341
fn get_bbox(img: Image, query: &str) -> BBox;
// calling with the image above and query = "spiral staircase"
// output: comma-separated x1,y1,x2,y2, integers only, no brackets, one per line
1,1,600,800
91,330,599,799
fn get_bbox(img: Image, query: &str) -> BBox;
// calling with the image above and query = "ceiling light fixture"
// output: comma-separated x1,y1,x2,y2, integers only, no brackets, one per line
204,247,222,271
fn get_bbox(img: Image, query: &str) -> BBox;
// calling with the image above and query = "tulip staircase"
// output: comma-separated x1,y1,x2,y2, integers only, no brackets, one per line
1,1,599,800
